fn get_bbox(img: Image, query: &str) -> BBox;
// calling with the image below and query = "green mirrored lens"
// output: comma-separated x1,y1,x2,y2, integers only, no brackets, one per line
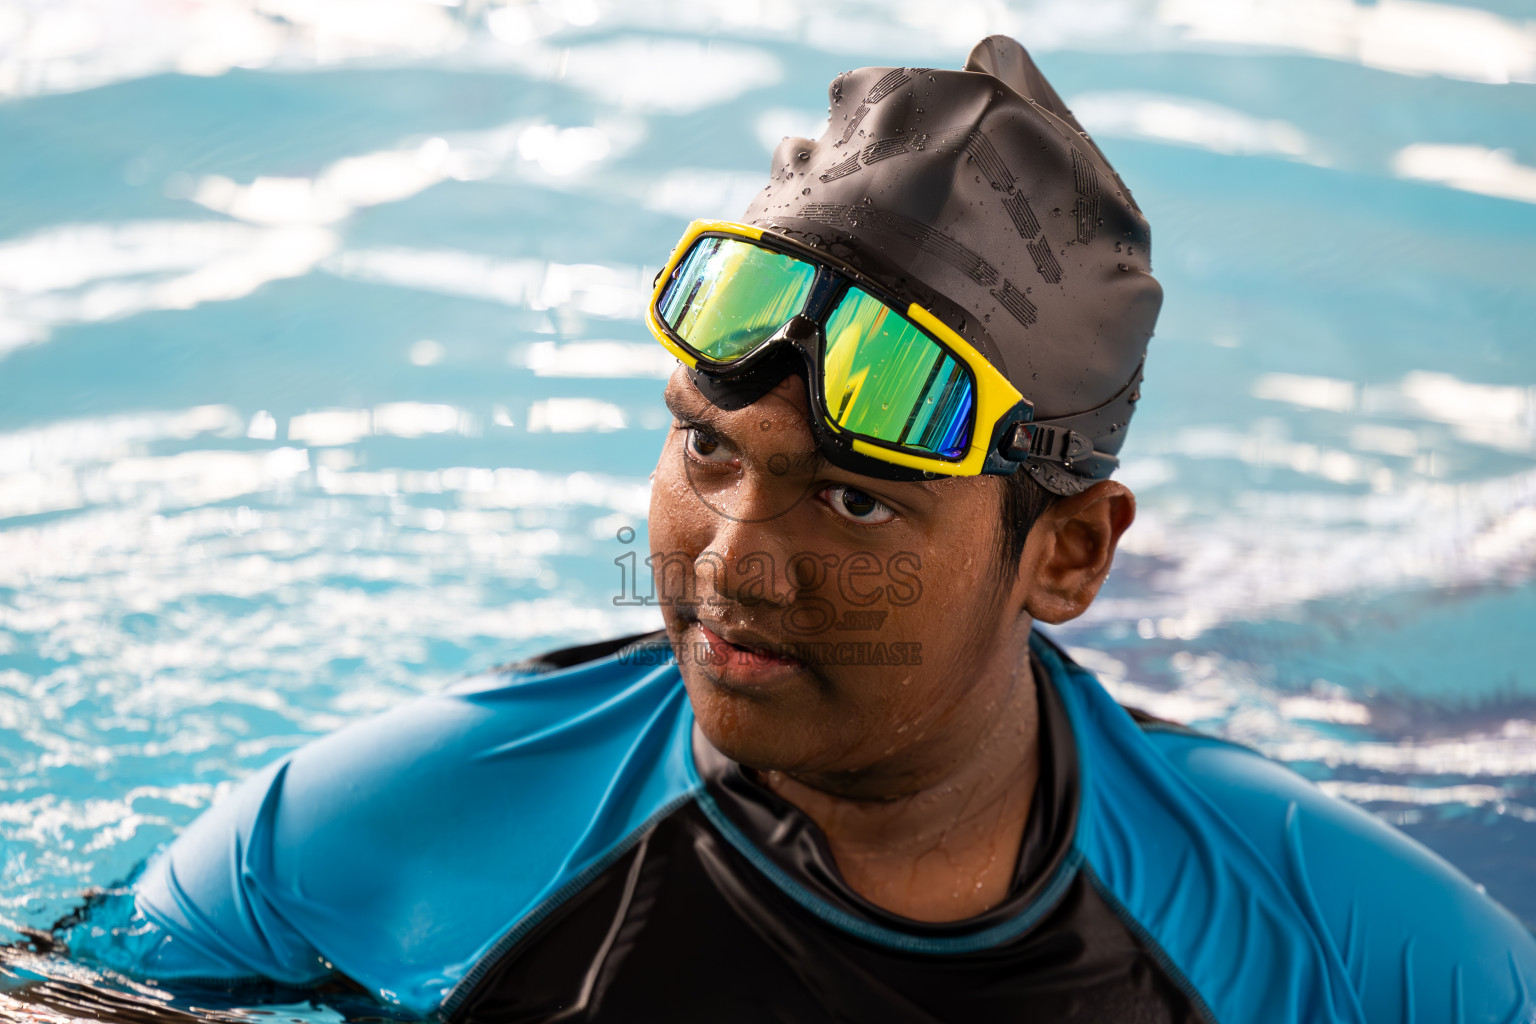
822,288,974,459
659,237,818,362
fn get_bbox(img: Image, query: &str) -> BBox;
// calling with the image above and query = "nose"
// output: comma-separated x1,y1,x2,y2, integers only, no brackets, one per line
682,378,825,611
697,506,806,611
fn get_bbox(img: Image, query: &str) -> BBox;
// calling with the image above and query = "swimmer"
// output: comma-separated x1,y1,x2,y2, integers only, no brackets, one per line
72,34,1536,1023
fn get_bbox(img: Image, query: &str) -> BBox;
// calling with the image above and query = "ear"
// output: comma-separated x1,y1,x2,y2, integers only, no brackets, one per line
1018,480,1136,624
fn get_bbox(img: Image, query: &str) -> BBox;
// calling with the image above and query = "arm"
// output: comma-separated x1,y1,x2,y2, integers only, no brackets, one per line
129,758,330,986
77,646,692,1019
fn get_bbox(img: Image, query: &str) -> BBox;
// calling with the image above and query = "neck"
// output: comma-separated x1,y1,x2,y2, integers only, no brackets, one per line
759,637,1041,923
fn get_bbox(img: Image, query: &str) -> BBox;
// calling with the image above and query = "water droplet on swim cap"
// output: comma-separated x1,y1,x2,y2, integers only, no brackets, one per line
741,34,1162,491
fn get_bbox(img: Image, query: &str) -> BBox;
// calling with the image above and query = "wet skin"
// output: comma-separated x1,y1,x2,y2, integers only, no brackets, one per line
649,368,1135,922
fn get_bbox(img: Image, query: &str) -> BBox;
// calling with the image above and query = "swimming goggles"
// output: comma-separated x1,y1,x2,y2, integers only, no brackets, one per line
647,219,1104,481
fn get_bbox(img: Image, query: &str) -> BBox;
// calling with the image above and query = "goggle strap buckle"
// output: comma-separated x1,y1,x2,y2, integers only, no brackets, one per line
1002,422,1093,467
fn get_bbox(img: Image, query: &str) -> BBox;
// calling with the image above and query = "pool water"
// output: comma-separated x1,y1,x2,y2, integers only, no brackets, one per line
1,0,1533,1017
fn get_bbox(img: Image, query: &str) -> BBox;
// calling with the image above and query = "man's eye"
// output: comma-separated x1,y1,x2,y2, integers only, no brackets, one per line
685,427,734,463
821,485,895,525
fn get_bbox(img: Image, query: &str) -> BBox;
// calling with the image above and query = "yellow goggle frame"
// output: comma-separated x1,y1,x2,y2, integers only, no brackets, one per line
645,219,1028,478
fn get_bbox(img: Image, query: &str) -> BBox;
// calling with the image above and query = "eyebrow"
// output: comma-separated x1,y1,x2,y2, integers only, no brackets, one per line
661,385,711,426
660,377,955,499
662,383,836,475
664,387,953,506
661,387,726,437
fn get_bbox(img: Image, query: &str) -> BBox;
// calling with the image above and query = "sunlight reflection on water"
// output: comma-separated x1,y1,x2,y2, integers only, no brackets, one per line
1,0,1534,1016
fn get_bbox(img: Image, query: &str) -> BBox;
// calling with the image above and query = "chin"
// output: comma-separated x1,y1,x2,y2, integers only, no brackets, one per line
680,669,822,773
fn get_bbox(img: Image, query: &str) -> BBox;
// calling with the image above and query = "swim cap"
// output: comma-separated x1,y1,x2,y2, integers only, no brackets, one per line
742,35,1162,494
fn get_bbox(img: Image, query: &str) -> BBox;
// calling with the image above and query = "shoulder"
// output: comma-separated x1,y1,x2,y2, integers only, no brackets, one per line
268,629,684,859
1145,726,1536,1022
130,630,695,1016
1034,632,1536,1022
256,629,682,856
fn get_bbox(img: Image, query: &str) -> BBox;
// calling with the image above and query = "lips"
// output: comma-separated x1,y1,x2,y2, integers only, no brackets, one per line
699,620,801,663
692,620,807,687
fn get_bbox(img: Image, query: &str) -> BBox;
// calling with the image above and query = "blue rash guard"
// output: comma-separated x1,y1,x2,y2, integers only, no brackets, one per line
105,631,1536,1023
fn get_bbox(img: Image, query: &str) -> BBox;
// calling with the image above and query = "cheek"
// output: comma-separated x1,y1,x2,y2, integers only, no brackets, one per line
918,550,1005,644
647,446,679,542
858,553,1003,688
647,438,725,595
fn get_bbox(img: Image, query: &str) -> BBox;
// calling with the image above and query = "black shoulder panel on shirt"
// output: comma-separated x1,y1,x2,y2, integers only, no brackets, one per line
495,630,670,677
1118,704,1207,738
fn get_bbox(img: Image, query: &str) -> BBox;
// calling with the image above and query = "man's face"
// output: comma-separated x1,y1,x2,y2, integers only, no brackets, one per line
648,367,1029,784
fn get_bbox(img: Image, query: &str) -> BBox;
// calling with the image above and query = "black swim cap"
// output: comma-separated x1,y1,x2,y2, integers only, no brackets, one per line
742,35,1162,494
